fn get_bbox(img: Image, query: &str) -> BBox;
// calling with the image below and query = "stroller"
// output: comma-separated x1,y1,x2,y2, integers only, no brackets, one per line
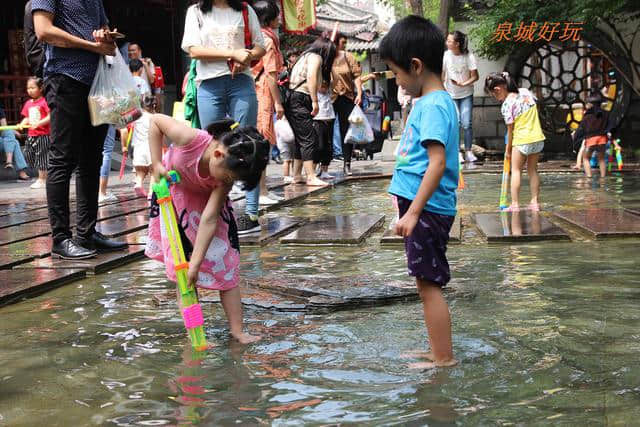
353,92,390,160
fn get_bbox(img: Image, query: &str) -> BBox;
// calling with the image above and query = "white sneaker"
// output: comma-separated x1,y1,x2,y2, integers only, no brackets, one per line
30,180,45,189
283,176,294,183
319,172,334,180
465,151,478,162
259,195,279,205
98,192,118,203
229,183,243,196
267,191,284,201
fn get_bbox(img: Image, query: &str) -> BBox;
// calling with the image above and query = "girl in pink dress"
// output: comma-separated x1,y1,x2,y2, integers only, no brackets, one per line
145,115,270,344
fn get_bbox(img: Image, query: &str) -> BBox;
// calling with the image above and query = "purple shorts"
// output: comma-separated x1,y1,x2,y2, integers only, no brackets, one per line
396,196,455,287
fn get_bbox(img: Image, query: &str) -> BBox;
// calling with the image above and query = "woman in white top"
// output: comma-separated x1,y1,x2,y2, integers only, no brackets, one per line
181,0,266,234
285,36,336,187
442,30,479,162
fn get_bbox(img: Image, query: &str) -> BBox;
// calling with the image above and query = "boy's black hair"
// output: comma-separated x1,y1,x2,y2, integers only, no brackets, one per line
27,76,44,89
450,30,469,55
196,0,242,13
205,119,270,191
484,71,519,94
129,58,143,73
335,32,347,44
252,0,279,27
379,15,445,75
303,36,337,82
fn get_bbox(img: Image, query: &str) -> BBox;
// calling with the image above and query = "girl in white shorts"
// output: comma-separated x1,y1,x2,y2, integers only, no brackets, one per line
485,72,546,212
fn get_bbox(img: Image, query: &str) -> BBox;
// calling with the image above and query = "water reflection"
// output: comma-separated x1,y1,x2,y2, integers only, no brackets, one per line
1,175,640,424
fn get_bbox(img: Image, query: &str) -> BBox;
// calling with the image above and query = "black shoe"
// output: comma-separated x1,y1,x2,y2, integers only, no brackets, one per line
76,231,128,253
52,238,97,260
236,214,261,235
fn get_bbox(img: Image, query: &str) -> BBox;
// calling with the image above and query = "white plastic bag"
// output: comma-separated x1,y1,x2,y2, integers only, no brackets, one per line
275,117,295,144
345,105,374,145
88,49,142,127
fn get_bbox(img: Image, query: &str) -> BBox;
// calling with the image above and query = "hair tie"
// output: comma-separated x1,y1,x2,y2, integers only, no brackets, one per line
230,122,240,130
502,71,509,78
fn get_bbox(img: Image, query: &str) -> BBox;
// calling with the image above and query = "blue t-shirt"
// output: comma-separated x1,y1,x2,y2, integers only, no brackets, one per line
388,90,459,217
32,0,109,86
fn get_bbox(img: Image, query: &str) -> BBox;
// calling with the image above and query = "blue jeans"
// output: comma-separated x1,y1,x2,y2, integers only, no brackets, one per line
197,74,259,217
100,126,116,178
1,130,28,170
332,119,342,157
454,95,473,151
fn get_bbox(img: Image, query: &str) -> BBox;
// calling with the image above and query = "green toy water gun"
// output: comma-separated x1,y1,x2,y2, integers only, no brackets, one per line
0,124,26,131
152,170,208,352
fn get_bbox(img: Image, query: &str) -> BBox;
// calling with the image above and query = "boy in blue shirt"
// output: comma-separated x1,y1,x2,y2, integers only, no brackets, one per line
380,16,459,368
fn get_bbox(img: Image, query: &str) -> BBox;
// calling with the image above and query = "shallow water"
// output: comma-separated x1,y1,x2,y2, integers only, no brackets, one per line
1,173,640,425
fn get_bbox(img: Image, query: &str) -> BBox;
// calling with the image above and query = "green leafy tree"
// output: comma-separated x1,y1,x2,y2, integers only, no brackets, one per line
467,0,638,60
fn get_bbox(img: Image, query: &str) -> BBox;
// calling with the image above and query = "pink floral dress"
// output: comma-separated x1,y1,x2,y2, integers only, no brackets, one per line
145,130,240,290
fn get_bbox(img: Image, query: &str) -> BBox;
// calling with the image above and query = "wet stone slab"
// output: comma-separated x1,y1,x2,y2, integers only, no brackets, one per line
380,216,462,245
553,209,640,238
625,207,640,217
280,214,385,244
253,276,418,312
0,268,86,307
0,222,52,246
239,217,304,246
153,283,309,312
95,213,148,238
0,236,52,269
474,211,570,242
15,245,145,275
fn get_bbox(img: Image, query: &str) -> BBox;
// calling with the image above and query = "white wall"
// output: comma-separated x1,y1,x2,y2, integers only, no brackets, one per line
454,22,508,98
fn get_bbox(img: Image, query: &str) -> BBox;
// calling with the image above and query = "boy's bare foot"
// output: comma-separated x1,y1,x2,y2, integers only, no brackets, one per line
306,178,328,187
400,350,435,361
293,175,306,184
408,358,458,370
231,331,262,344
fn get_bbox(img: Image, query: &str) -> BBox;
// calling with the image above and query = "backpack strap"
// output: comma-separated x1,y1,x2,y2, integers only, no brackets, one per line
242,2,251,50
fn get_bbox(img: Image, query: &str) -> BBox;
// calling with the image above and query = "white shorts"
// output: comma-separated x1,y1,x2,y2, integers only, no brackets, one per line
277,138,294,161
132,144,151,167
516,140,544,156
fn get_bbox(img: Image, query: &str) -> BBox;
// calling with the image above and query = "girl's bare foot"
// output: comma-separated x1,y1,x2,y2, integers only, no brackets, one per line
306,177,328,187
293,175,306,184
231,331,261,344
400,350,435,361
408,358,458,370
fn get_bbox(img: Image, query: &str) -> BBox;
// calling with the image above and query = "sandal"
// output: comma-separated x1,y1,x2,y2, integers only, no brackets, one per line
528,203,540,212
18,175,31,181
4,163,14,169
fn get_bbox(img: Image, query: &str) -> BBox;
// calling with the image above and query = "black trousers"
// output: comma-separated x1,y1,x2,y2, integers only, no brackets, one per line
313,119,334,166
333,95,356,164
285,91,317,162
45,74,108,244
